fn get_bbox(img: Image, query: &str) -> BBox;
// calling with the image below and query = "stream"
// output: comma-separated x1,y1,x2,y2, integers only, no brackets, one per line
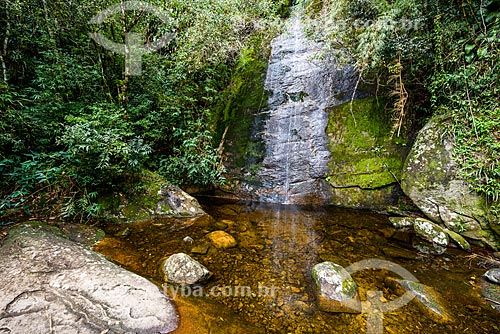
95,199,500,333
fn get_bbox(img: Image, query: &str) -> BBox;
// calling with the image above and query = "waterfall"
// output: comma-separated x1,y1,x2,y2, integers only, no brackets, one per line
250,6,357,205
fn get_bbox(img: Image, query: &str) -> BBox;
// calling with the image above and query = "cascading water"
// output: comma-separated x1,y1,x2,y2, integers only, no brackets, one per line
250,5,358,205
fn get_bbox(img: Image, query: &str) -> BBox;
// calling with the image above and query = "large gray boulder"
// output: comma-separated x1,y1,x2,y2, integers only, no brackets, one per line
0,223,179,334
401,116,498,249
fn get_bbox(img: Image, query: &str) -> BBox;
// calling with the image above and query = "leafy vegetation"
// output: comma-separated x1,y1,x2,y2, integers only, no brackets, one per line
0,0,283,221
304,0,500,215
2,0,497,223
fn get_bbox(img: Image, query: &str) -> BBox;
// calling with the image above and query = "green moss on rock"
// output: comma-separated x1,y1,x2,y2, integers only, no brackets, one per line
98,170,166,222
215,37,270,172
401,115,499,249
326,98,410,208
97,170,204,223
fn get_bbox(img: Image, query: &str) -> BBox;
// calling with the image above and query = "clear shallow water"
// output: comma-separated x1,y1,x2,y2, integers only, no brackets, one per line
95,199,500,333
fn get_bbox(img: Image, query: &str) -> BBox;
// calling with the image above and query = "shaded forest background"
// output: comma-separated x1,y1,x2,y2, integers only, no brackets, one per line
0,0,498,221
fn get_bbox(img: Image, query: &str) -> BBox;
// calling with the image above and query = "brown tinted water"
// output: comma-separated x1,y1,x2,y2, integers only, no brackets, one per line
95,199,500,333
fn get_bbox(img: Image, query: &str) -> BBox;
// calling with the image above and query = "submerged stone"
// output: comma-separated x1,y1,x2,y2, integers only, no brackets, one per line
382,246,417,260
191,244,210,255
163,253,211,285
207,230,237,248
311,262,360,313
412,237,447,255
385,277,453,323
414,218,449,247
0,223,179,334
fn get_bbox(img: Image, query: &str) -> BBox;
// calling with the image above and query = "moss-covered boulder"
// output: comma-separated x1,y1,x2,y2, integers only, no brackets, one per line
98,171,205,223
311,262,360,313
414,218,449,247
326,98,410,209
401,116,499,249
445,229,471,251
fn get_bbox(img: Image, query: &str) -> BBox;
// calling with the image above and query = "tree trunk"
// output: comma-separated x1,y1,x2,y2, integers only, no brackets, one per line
1,4,10,85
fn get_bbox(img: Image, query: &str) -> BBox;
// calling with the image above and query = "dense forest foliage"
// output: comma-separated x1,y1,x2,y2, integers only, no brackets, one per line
0,0,499,221
0,0,285,220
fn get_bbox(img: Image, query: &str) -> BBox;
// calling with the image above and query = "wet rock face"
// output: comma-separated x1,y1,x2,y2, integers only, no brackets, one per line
0,223,179,334
245,12,358,205
162,253,211,285
401,116,499,249
326,98,409,209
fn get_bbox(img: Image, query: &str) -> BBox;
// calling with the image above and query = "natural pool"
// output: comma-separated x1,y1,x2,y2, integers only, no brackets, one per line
95,199,500,333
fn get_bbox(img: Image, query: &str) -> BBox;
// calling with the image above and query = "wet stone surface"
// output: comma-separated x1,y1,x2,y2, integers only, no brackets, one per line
95,200,500,333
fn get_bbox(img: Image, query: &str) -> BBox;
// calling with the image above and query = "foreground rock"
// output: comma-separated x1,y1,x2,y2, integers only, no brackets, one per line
311,262,360,313
0,223,179,334
385,277,453,323
401,116,499,249
163,253,211,285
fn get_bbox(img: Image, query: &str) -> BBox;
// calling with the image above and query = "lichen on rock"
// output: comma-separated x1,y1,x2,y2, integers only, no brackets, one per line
162,253,212,285
311,262,360,313
414,218,449,247
401,116,499,250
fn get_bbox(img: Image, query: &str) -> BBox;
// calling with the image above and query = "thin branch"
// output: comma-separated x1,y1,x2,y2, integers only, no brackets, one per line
480,0,488,34
463,63,479,140
349,68,363,127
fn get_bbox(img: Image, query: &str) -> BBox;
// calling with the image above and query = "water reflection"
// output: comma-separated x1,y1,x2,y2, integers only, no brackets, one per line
95,199,500,333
